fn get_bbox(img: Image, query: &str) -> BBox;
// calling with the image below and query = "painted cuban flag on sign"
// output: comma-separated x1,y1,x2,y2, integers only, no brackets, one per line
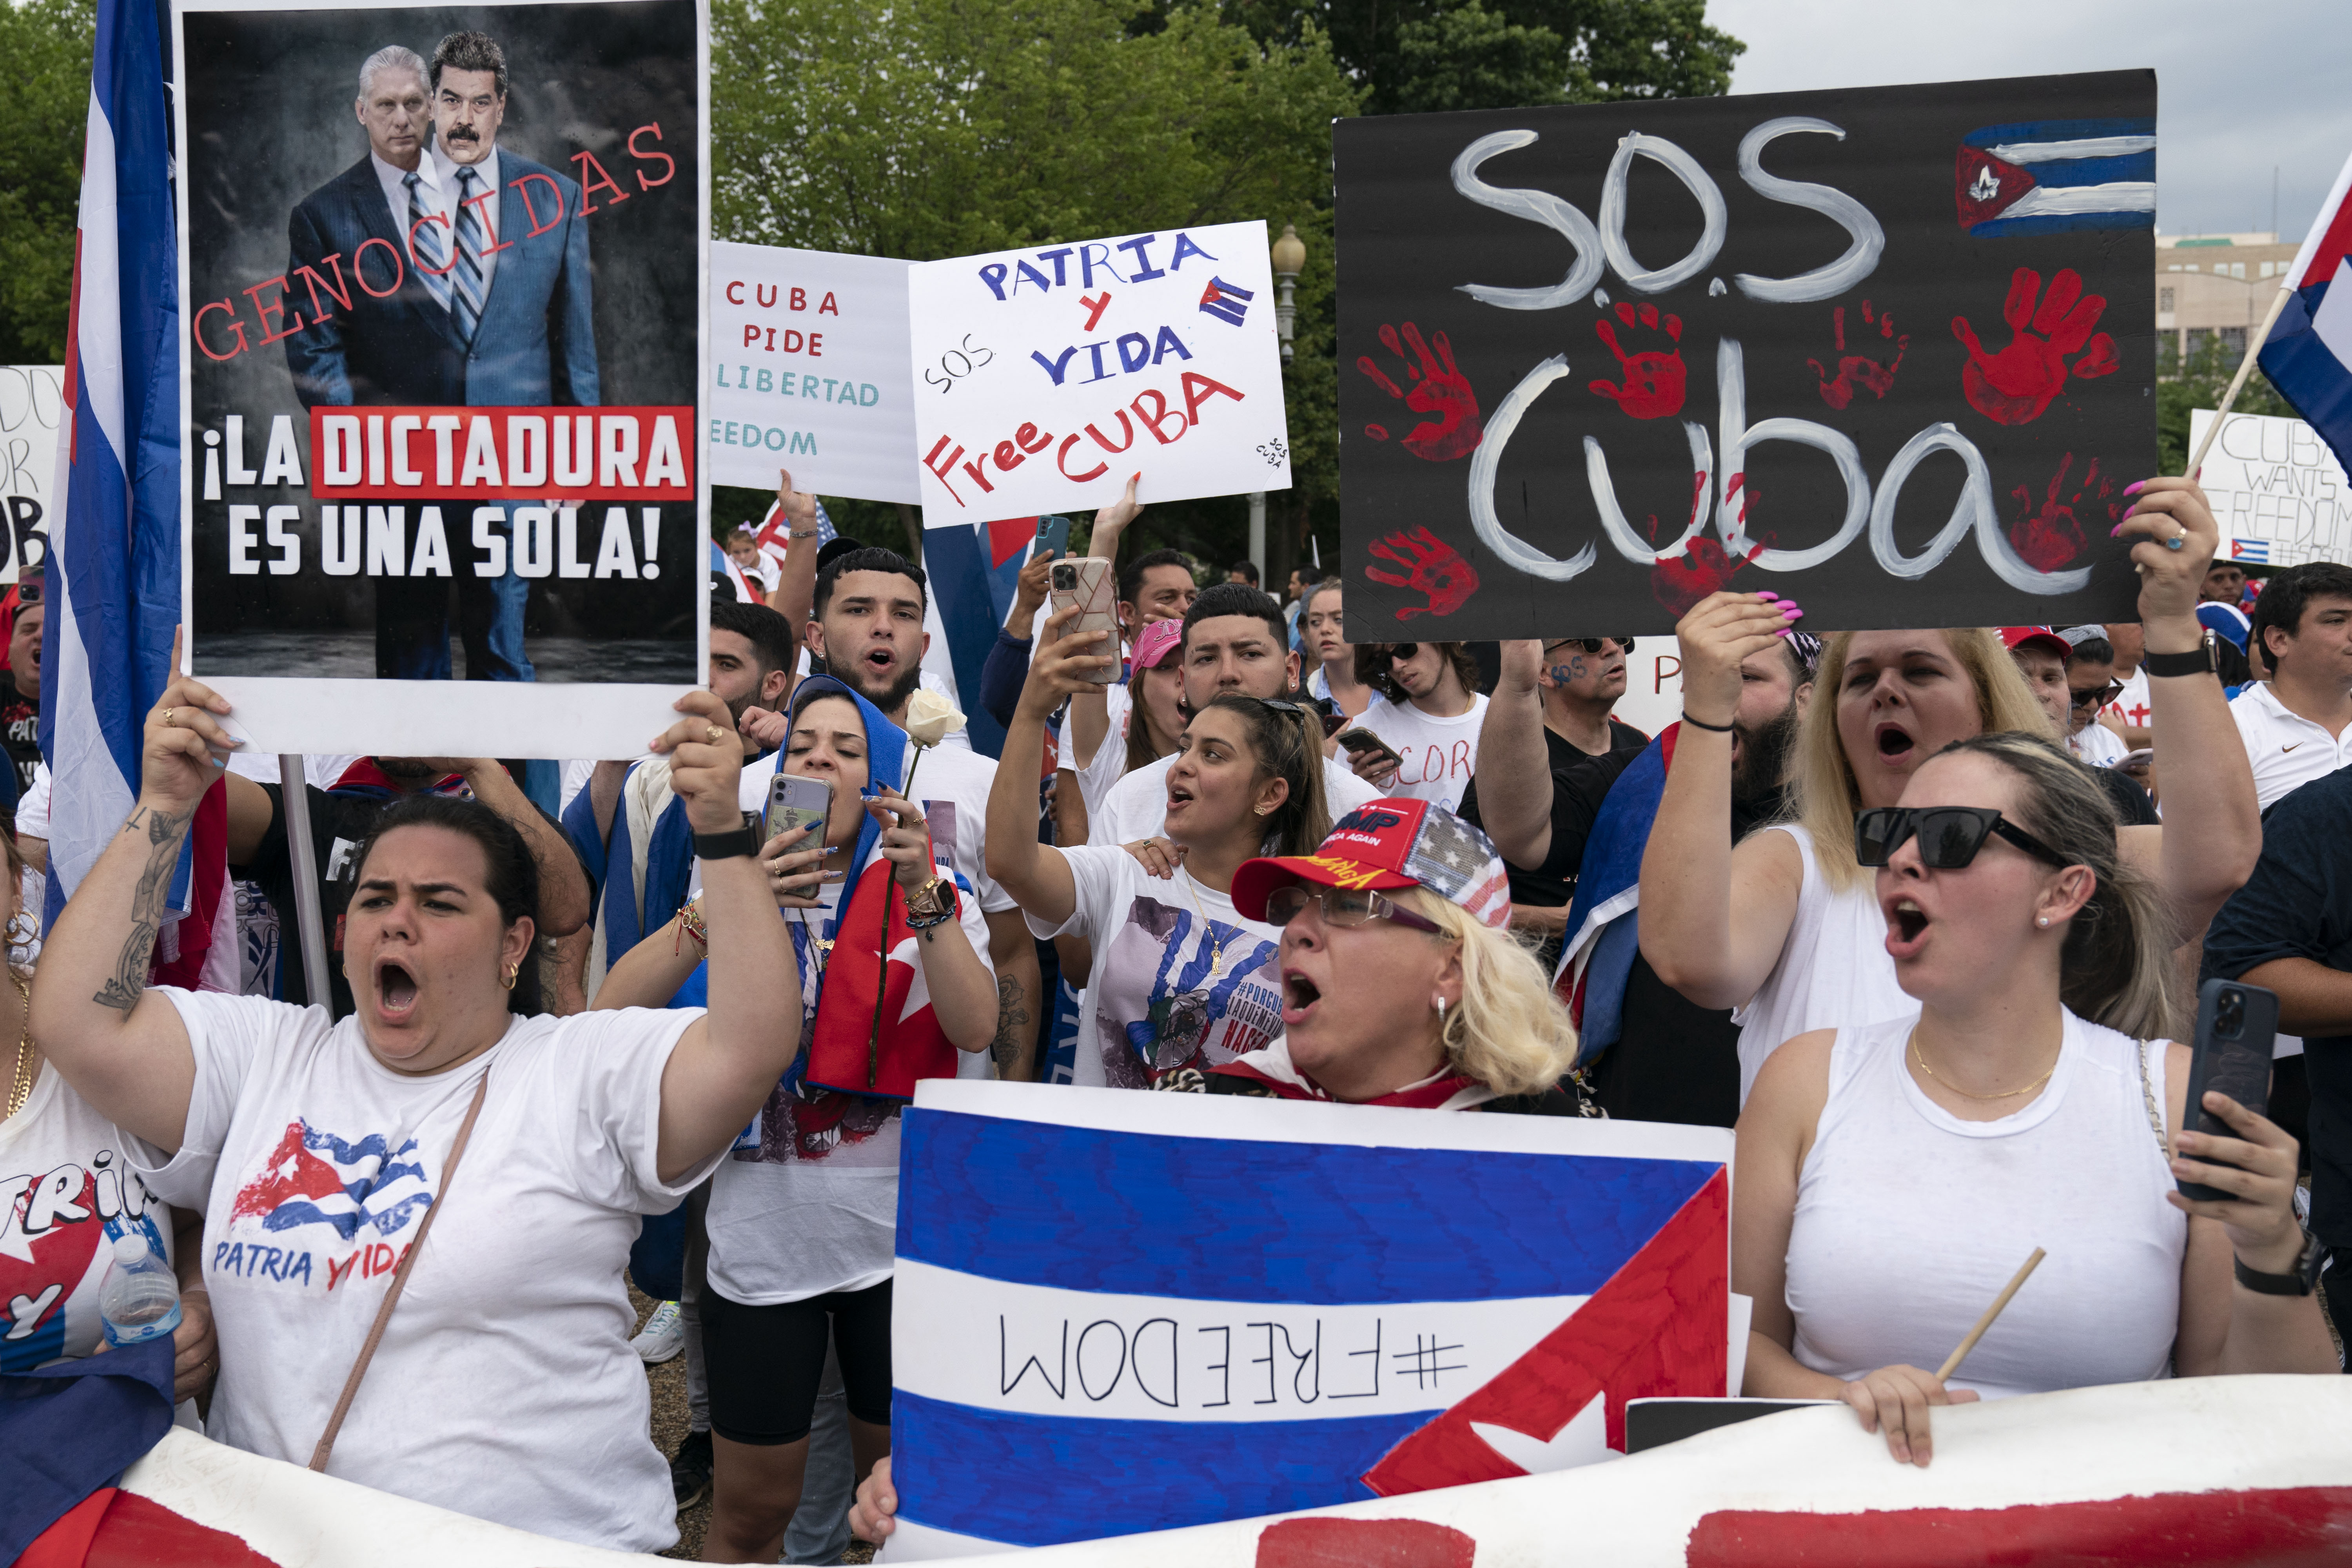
884,1081,1731,1557
1954,118,2156,238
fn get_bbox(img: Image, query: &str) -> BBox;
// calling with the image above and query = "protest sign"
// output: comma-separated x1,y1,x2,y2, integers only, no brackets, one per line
172,0,707,757
907,221,1291,519
1334,71,2158,642
886,1080,1731,1556
0,367,63,584
709,242,918,502
2190,408,2350,568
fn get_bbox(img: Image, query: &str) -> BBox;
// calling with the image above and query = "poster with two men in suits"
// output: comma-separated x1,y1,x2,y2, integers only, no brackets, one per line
174,0,706,757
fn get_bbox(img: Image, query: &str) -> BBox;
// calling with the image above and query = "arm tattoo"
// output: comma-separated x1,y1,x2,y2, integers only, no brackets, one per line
94,804,195,1016
991,973,1030,1070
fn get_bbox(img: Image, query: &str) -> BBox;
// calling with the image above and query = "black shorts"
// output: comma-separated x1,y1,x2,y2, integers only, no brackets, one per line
701,1278,893,1445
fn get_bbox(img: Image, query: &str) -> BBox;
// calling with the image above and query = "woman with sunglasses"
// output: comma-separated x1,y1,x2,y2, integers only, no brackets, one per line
1347,641,1486,811
987,608,1330,1087
2057,628,2134,767
1640,478,2261,1105
1736,730,2332,1467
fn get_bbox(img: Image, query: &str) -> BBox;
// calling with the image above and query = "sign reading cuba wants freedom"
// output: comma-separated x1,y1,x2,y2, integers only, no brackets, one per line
909,220,1292,517
173,0,708,757
1335,71,2158,640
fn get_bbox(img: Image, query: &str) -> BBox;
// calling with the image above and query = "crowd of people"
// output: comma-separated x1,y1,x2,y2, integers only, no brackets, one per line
6,462,2345,1560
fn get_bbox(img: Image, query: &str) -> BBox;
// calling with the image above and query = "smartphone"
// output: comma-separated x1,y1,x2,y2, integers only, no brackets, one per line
2176,978,2279,1203
765,773,832,851
1049,556,1118,650
2115,748,2154,772
1334,728,1401,770
1033,516,1073,561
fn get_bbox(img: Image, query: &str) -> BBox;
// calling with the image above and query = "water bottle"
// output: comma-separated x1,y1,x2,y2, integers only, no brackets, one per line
99,1232,181,1347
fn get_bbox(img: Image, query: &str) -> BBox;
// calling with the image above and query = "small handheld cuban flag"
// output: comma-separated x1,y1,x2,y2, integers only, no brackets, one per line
885,1082,1731,1555
1955,118,2155,239
2256,145,2352,477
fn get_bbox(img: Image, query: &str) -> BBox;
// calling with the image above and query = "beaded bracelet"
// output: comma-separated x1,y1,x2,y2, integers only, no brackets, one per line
675,902,710,955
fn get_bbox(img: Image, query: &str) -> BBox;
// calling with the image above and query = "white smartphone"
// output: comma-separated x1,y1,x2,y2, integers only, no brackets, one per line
1049,555,1118,651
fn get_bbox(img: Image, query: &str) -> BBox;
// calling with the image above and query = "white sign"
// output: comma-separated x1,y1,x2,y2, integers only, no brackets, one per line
0,366,64,584
907,220,1291,518
709,242,918,502
2190,408,2350,569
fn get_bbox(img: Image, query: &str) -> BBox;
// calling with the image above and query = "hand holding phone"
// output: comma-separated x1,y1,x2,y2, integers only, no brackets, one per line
764,773,834,907
1049,556,1119,651
2176,978,2278,1204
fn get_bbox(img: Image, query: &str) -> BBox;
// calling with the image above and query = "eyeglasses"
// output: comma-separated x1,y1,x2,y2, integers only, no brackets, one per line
1546,637,1634,655
1264,882,1446,934
1854,806,2072,871
1250,697,1306,719
2069,682,2123,710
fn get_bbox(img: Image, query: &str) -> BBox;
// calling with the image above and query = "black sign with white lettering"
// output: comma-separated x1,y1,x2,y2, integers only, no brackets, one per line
1335,71,2157,640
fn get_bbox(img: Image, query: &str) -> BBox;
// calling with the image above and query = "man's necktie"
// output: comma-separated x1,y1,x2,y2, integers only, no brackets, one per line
450,165,488,346
403,171,452,315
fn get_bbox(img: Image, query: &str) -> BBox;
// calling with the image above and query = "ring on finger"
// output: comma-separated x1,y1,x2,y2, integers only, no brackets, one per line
2165,529,2185,550
704,723,727,745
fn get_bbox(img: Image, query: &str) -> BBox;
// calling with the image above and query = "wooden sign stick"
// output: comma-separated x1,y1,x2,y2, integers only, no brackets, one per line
2182,283,2299,477
1937,1247,2047,1383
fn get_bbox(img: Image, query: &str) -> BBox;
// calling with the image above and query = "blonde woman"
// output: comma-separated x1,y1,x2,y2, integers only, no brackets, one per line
1638,478,2261,1105
1205,798,1586,1113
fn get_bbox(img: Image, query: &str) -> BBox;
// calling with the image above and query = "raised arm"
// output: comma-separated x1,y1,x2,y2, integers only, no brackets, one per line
2112,480,2261,941
766,467,822,643
1637,593,1806,1009
871,793,998,1053
29,646,222,1151
1473,640,1553,866
652,692,801,1183
984,606,1111,929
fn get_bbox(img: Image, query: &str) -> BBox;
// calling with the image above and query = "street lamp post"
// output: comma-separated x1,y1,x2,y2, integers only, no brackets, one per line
1254,223,1310,585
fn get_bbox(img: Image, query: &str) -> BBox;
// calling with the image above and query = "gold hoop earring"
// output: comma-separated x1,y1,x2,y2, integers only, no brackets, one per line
502,962,519,991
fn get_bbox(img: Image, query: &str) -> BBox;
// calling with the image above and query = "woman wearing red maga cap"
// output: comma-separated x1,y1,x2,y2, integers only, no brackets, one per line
1190,797,1587,1113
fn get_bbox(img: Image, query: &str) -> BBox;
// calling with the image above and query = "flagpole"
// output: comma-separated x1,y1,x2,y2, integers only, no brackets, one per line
278,755,333,1008
2182,283,2298,477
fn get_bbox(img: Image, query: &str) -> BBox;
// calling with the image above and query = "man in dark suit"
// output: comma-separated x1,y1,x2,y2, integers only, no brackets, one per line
283,35,599,684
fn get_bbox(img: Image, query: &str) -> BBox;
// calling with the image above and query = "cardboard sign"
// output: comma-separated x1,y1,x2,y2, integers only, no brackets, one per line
2190,408,2350,568
172,0,708,758
886,1080,1730,1556
0,367,62,584
907,221,1292,518
709,242,918,502
1335,71,2158,641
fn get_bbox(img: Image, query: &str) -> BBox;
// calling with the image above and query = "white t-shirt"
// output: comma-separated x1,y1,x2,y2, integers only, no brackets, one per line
2068,719,2127,766
17,762,48,963
130,991,714,1553
2104,667,2152,734
1352,693,1488,812
1025,846,1285,1087
1,1069,175,1372
2229,681,2352,812
1071,685,1146,837
1093,750,1381,848
706,869,991,1306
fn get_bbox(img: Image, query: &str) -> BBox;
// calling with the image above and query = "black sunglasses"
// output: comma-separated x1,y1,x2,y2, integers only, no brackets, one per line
1546,637,1634,655
1384,643,1419,661
1855,807,2071,871
2069,681,2124,710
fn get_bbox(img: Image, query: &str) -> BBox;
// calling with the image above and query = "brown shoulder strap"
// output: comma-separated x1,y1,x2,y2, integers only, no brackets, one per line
308,1067,491,1473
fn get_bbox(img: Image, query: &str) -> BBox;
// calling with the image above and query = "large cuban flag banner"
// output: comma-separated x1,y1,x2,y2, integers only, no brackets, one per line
2257,145,2352,477
885,1080,1732,1557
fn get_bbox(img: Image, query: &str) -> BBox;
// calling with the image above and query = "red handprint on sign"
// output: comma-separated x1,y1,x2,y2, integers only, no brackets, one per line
1650,535,1766,618
1589,302,1686,419
1365,528,1479,619
1809,299,1909,411
1951,267,2120,425
1356,324,1484,461
2007,453,2118,573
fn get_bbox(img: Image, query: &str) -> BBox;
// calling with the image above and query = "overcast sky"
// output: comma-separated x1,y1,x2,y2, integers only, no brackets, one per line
1710,0,2348,244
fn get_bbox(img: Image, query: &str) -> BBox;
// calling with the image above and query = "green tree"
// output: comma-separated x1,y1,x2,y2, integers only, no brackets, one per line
2156,333,2296,478
0,0,93,365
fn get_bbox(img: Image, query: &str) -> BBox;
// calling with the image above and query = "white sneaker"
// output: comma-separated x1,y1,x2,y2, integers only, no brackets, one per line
633,1300,684,1363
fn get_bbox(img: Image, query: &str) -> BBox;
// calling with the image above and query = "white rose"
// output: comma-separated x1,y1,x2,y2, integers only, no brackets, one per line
903,687,967,748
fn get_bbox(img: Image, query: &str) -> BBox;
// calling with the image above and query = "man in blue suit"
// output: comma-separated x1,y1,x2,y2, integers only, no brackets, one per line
284,34,599,683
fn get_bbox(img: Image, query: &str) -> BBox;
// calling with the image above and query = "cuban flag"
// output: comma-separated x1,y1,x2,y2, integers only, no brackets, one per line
2231,537,2272,564
920,515,1047,757
885,1080,1730,1555
1555,726,1678,1065
42,0,231,989
2256,146,2352,476
1955,118,2156,239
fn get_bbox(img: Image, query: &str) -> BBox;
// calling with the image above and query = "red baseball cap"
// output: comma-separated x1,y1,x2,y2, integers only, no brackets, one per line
1231,797,1512,930
2000,626,2071,662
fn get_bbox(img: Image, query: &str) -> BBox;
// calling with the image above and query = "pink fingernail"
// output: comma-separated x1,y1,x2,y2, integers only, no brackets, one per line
2122,480,2147,496
1756,591,1780,602
1775,628,1793,639
2109,524,2125,537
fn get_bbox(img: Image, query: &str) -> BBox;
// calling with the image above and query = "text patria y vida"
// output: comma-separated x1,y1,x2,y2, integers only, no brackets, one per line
923,229,1247,507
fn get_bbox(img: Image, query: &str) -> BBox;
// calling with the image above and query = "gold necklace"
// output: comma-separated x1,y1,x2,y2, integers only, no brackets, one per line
1910,1028,2057,1102
5,971,34,1120
1177,871,1229,976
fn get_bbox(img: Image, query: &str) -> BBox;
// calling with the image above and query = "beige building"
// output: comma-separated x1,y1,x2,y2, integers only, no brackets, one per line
2156,231,2299,360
